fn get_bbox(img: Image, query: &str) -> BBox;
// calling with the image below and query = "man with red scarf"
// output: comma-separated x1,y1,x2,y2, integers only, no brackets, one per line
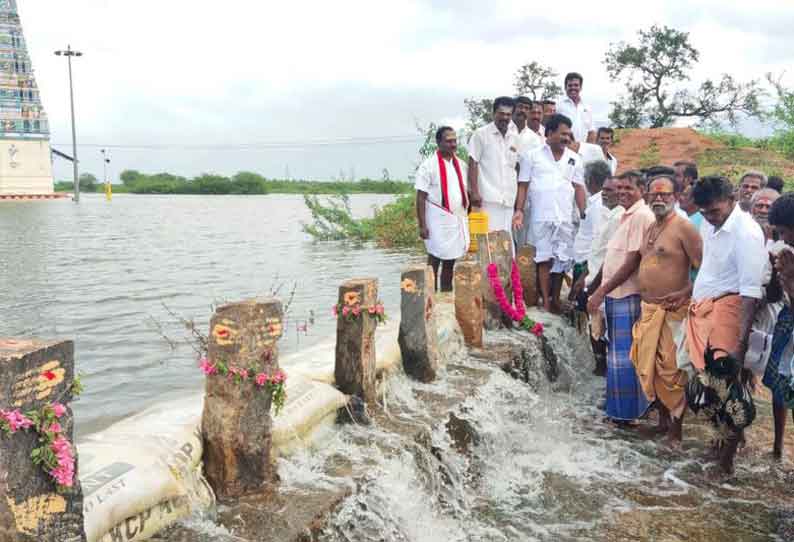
415,126,469,291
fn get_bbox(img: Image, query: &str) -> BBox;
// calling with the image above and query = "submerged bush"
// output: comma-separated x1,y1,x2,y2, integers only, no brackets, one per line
302,194,421,249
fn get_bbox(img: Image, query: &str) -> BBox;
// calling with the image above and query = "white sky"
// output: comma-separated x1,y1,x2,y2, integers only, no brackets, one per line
19,0,794,182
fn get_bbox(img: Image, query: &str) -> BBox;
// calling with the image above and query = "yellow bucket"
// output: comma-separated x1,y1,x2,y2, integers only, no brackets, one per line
468,211,488,252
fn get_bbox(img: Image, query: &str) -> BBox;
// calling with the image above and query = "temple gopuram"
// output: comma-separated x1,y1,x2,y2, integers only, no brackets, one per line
0,0,56,197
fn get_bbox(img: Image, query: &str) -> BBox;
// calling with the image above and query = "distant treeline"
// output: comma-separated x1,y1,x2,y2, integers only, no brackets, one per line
56,170,413,195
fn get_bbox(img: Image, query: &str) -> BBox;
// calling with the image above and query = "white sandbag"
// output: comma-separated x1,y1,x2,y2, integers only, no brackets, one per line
435,294,465,363
78,397,204,542
272,373,348,456
97,469,213,542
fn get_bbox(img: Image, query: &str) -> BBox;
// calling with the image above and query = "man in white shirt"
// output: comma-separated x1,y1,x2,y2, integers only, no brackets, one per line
683,175,766,474
571,128,618,176
468,96,526,242
415,126,469,292
572,160,612,285
556,72,595,144
518,114,584,313
509,96,544,155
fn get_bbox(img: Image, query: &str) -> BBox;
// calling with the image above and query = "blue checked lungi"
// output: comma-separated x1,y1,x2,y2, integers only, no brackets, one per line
605,294,649,420
762,305,794,407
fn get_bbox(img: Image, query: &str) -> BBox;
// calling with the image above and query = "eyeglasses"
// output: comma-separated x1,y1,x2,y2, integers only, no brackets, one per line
647,192,675,200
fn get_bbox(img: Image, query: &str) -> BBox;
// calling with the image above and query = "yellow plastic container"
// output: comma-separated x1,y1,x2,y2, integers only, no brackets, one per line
468,211,488,253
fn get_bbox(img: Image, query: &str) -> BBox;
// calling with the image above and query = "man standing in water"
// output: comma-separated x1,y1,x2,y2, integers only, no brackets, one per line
519,114,584,313
415,126,469,292
587,171,654,423
468,96,526,241
685,175,766,474
630,176,702,445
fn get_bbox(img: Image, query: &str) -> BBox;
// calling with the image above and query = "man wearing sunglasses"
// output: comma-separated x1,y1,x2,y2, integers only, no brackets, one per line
630,175,702,446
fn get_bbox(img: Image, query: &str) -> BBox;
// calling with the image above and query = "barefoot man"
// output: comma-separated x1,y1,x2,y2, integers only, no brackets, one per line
630,176,702,445
587,171,655,422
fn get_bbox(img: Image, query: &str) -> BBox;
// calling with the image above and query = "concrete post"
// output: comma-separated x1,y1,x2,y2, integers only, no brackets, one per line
476,230,513,329
0,338,85,542
454,261,484,347
398,266,440,382
334,278,378,403
516,245,539,309
201,298,282,501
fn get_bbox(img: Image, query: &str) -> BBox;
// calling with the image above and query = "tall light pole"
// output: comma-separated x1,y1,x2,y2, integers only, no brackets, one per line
54,46,82,202
101,148,111,200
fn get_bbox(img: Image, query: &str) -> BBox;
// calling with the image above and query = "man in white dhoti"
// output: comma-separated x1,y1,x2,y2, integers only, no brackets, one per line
518,113,584,313
415,126,470,292
467,96,527,244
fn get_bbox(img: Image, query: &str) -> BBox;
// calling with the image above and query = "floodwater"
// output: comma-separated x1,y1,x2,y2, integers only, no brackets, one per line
0,193,419,435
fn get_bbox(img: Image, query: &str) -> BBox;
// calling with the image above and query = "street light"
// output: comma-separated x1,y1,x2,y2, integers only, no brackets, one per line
54,45,82,203
101,148,111,200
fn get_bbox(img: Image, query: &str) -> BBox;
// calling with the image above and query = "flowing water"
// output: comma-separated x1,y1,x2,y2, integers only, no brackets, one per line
2,195,793,541
0,193,418,436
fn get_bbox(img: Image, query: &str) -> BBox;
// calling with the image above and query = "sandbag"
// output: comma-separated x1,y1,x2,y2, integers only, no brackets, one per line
271,373,348,455
78,397,204,542
97,468,213,542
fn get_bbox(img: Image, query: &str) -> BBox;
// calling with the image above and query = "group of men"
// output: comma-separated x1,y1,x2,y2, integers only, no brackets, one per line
414,72,794,475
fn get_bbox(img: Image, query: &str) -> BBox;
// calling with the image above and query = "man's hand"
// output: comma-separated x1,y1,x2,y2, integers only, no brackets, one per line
419,225,429,240
659,286,691,310
512,209,524,230
469,191,483,209
569,274,587,302
587,287,605,315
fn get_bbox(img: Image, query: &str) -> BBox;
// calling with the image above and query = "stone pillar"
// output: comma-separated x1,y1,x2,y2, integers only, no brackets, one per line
517,245,539,309
398,266,440,382
201,298,283,501
476,230,513,329
454,261,484,347
335,278,378,403
0,338,85,542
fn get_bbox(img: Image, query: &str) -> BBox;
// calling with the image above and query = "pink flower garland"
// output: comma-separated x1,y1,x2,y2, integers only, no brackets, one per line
487,261,526,322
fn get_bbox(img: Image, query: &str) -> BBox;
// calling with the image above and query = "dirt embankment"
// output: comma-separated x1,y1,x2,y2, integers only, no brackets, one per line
611,127,794,184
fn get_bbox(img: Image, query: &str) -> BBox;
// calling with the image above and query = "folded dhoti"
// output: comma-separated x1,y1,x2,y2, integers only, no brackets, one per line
530,221,574,273
424,201,469,260
679,294,743,372
630,301,689,418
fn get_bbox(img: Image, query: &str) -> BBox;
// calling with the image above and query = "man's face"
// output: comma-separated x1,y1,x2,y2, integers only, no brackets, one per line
699,197,734,228
438,130,457,156
679,185,697,213
775,225,794,247
528,104,543,130
739,175,763,207
616,177,643,208
602,178,619,209
751,194,778,226
493,106,513,133
597,131,613,150
674,165,685,188
647,178,676,219
542,102,556,121
546,123,572,151
514,102,530,124
566,78,582,102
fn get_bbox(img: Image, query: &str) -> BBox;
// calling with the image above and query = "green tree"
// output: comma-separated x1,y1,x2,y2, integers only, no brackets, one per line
79,173,98,191
463,98,494,133
120,169,143,186
767,73,794,158
231,171,267,194
513,61,562,101
604,25,763,128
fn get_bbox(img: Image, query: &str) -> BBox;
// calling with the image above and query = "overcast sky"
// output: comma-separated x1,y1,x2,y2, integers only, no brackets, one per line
20,0,794,182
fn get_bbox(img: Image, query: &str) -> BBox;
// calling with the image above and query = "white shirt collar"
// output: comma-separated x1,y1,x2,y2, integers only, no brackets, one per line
715,203,741,234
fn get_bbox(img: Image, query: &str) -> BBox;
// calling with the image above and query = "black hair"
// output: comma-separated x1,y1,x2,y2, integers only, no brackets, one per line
692,175,734,207
618,170,647,191
768,176,785,194
435,126,454,144
545,113,572,134
492,96,515,112
530,100,544,109
515,96,532,107
597,127,614,138
646,165,676,178
564,72,583,86
769,192,794,228
584,160,611,191
542,99,556,106
674,160,698,181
